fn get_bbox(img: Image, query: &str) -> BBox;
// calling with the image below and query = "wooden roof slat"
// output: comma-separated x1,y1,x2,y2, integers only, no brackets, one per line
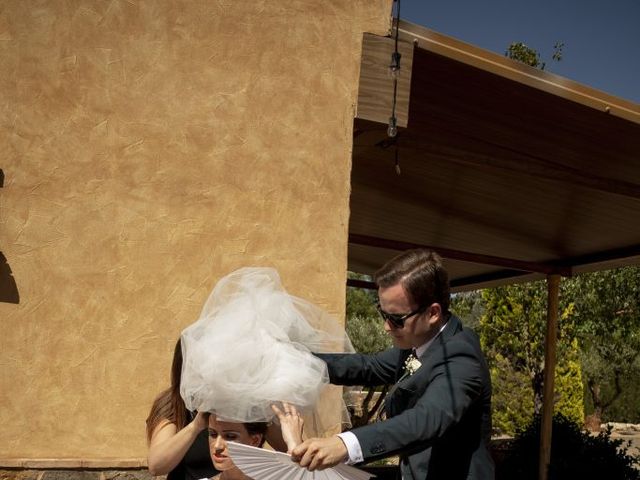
348,21,640,289
349,233,571,276
396,20,640,124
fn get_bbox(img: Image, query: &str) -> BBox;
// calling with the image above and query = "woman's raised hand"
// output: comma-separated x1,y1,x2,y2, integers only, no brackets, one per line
271,402,304,453
192,410,210,432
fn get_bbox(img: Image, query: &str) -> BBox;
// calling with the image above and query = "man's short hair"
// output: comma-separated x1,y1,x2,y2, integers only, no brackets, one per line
374,249,450,313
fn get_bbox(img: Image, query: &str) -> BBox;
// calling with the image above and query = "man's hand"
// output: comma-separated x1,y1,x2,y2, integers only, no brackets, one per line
291,436,348,471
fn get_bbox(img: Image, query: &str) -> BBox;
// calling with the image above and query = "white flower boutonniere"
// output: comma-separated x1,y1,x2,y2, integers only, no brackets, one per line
404,354,422,376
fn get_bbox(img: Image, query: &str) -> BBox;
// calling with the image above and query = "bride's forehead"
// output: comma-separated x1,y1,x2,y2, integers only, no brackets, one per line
210,415,246,432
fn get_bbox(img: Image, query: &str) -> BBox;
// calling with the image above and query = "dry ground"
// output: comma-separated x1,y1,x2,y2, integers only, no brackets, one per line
606,423,640,459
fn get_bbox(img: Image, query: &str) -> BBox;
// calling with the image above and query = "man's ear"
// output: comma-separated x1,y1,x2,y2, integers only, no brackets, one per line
428,302,442,321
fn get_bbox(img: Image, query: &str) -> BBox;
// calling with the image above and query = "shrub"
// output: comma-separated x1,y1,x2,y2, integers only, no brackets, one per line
499,414,639,480
553,351,585,426
489,351,584,436
490,354,534,435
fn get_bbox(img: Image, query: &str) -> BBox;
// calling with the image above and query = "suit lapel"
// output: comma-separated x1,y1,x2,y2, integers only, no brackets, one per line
386,316,464,417
395,348,413,381
382,348,414,418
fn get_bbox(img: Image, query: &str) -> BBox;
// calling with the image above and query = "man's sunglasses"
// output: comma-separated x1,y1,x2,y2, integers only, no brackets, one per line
375,303,427,329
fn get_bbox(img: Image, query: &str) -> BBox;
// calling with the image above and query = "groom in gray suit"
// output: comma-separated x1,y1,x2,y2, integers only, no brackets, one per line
292,249,494,480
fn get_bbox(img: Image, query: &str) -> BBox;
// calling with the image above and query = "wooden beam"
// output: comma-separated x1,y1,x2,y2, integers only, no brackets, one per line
356,33,414,128
559,244,640,269
449,269,533,289
346,269,540,292
347,278,376,290
349,233,571,276
396,20,640,125
539,274,560,480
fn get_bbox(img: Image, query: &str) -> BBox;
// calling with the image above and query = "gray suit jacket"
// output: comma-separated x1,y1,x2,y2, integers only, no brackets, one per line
317,315,494,480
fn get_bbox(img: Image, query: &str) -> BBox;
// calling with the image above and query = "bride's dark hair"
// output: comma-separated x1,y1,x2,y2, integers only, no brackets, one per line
146,339,188,442
244,422,269,447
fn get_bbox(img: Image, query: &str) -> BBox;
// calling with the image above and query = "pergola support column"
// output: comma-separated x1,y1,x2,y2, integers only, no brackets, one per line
539,274,560,480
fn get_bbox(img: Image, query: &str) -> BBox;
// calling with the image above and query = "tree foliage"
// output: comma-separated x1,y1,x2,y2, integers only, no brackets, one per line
479,280,584,434
451,290,484,329
565,267,640,424
345,273,391,354
345,266,640,433
499,414,640,480
345,273,391,427
505,41,564,70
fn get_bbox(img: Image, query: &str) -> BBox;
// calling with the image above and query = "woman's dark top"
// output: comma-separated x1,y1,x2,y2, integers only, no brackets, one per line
167,428,218,480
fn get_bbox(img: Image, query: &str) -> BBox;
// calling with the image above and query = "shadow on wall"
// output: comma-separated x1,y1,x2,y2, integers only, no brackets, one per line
0,252,19,304
1,168,20,304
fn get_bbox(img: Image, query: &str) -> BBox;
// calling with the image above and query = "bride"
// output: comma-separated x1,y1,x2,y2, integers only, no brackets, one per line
180,267,354,480
205,403,304,480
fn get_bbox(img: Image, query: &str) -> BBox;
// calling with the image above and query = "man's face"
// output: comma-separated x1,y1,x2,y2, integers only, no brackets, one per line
378,282,441,349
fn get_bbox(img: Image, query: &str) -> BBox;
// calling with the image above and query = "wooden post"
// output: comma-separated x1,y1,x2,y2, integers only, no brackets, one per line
539,274,560,480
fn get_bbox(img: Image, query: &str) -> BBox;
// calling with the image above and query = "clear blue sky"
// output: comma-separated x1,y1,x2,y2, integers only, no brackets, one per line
400,0,640,103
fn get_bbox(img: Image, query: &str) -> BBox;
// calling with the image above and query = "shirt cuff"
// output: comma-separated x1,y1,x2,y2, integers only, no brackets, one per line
336,431,364,465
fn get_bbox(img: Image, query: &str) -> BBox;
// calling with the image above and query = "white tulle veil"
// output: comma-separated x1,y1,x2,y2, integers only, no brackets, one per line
180,267,354,429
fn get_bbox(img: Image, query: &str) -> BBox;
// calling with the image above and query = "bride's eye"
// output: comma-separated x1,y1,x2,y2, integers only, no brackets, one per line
208,429,218,439
224,433,240,441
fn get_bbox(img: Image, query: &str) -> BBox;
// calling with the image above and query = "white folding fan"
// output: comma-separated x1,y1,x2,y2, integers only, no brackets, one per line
226,442,375,480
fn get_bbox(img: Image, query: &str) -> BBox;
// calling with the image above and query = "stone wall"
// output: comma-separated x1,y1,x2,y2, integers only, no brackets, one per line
0,470,152,480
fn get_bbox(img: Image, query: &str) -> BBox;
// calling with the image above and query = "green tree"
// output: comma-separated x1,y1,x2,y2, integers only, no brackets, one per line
505,41,564,70
345,272,391,427
479,280,584,434
450,290,484,329
565,267,640,427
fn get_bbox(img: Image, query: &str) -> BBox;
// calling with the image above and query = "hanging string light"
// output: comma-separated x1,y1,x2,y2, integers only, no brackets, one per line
388,0,401,139
388,0,402,174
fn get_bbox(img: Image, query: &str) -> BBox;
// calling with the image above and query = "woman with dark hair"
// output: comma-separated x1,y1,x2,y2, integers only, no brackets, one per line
146,339,216,480
149,267,354,479
205,403,304,480
146,340,292,479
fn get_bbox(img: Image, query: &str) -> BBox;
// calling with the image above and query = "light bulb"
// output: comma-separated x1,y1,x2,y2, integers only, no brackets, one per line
387,116,398,137
389,51,401,79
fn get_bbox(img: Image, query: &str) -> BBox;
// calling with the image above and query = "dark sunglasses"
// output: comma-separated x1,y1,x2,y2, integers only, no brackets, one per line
375,303,427,329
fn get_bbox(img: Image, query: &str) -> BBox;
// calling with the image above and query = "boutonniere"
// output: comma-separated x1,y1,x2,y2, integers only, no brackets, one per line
404,353,422,376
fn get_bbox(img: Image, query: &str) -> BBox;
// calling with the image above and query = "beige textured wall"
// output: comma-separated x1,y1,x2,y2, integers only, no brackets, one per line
0,0,392,459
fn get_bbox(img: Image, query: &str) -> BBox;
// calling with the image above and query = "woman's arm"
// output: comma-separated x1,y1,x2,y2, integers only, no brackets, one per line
271,403,304,453
147,411,209,476
264,421,288,453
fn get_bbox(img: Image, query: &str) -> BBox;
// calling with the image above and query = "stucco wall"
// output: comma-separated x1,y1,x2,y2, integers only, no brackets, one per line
0,0,392,460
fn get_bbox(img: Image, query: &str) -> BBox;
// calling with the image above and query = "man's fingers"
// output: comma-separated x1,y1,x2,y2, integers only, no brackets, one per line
295,440,335,471
293,440,318,468
301,443,319,469
291,440,308,462
308,453,323,471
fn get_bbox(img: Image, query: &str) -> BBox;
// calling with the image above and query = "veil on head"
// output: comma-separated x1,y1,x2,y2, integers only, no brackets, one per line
180,267,354,427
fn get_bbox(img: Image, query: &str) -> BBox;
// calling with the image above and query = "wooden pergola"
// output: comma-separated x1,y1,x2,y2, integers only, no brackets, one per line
349,20,640,480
